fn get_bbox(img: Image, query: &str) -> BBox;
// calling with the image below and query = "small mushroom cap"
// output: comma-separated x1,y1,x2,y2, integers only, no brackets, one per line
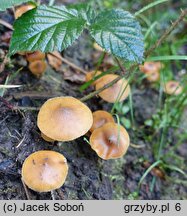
26,51,45,62
15,4,36,19
164,81,183,95
41,132,55,142
90,122,130,160
146,70,160,82
37,97,93,141
139,62,163,73
90,110,115,133
22,150,68,192
29,60,47,77
95,74,130,103
85,71,102,85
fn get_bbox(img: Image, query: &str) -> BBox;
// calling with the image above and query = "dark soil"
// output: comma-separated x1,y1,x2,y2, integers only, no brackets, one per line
0,2,187,200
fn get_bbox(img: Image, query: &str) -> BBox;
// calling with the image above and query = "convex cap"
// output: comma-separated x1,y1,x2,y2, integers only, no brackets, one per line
37,97,93,141
22,150,68,192
90,122,130,160
95,74,130,103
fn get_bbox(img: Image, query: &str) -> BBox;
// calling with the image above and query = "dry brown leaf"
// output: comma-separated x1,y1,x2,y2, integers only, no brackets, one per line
47,51,63,71
61,67,86,84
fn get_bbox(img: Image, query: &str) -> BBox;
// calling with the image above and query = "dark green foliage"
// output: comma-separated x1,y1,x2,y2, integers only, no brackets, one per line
9,4,144,63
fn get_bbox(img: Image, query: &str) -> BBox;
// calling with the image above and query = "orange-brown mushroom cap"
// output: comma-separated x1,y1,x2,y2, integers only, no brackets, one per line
41,132,55,143
29,60,47,77
95,74,130,103
164,81,183,95
90,122,130,160
90,110,115,133
146,70,160,82
139,62,163,74
22,150,68,192
15,4,36,19
26,51,45,62
37,97,93,141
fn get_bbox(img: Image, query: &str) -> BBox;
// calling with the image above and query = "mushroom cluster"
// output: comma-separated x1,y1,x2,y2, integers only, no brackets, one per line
139,61,163,82
88,110,130,160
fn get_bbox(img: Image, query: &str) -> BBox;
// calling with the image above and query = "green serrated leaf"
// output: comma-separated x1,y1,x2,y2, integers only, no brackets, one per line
0,0,31,11
90,9,144,63
67,3,95,25
9,5,87,55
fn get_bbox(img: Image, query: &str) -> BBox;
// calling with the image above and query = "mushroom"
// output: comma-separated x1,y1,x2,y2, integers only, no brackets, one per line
95,74,130,103
146,70,160,82
29,60,47,77
90,110,115,133
85,70,102,85
139,61,163,74
41,132,55,143
37,97,93,141
90,122,130,160
15,4,36,19
164,81,183,95
21,150,68,192
26,51,45,63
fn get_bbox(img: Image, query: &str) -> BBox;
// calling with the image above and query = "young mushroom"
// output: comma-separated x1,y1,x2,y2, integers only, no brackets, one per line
21,150,68,192
146,70,160,82
90,110,115,133
29,60,47,77
26,51,45,63
37,97,93,141
95,74,130,103
15,3,36,19
164,81,183,95
89,122,130,160
139,61,163,74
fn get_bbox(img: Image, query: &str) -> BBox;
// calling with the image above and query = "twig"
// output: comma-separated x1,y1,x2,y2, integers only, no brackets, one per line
49,52,87,75
145,8,187,57
0,19,13,30
13,106,40,111
81,9,187,102
0,55,8,73
130,143,146,149
21,178,31,200
114,57,127,74
12,91,61,100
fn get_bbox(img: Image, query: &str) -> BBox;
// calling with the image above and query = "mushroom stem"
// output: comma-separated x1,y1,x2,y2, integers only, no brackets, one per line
51,190,56,200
